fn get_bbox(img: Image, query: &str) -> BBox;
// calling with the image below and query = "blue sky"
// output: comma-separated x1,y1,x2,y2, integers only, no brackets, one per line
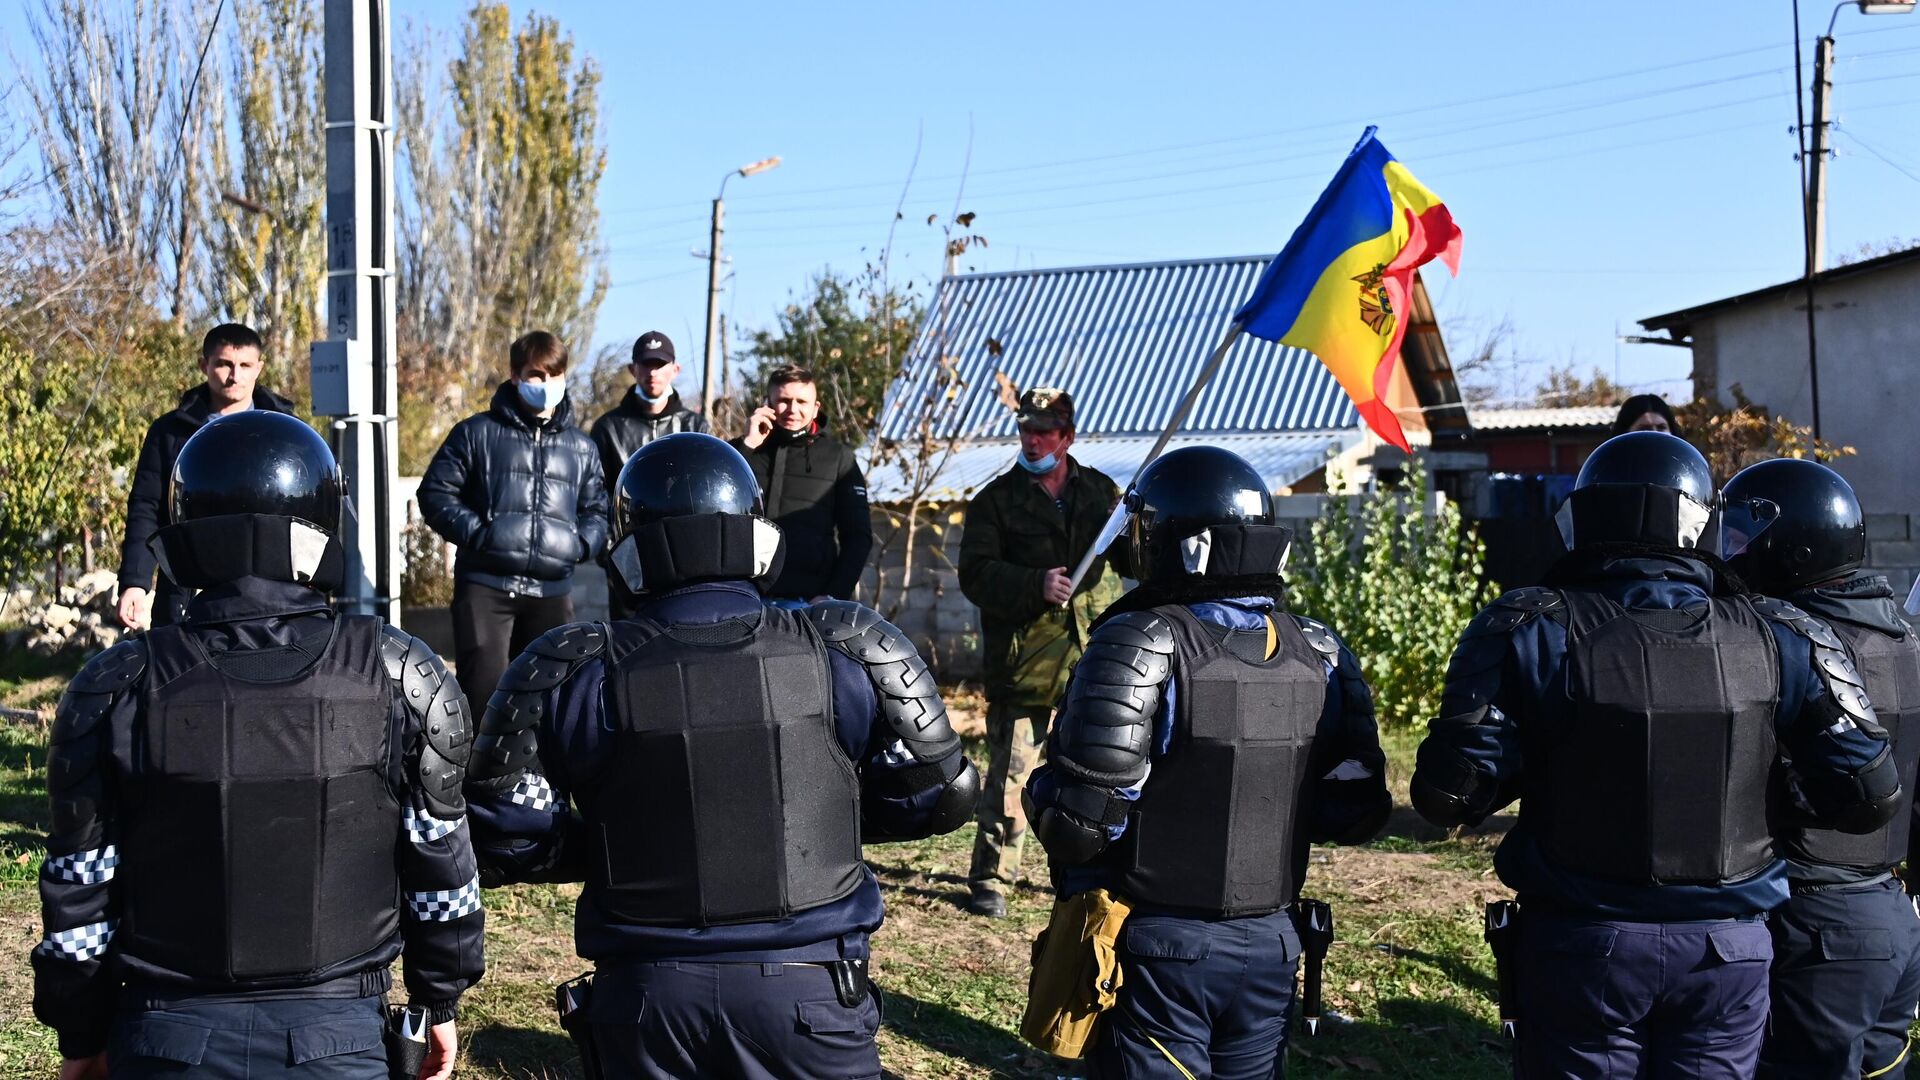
9,2,1919,405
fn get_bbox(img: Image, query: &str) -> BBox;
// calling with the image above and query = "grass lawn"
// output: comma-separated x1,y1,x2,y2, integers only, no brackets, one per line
0,666,1516,1079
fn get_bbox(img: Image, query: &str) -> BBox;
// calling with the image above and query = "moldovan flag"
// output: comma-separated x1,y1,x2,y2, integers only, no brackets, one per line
1235,127,1461,452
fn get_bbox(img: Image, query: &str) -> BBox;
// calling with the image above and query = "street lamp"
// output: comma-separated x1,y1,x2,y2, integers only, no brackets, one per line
1797,0,1911,439
704,156,781,413
1809,0,1914,272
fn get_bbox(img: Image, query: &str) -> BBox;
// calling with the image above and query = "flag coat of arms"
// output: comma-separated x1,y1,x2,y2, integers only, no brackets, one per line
1235,127,1462,452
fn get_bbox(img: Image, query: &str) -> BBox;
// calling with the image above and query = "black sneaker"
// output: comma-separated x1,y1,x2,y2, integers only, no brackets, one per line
965,887,1008,918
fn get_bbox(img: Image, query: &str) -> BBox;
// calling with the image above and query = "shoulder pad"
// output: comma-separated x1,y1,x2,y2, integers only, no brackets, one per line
806,600,916,665
1090,610,1178,654
468,622,607,787
53,637,147,750
1757,605,1878,727
807,601,959,764
1752,597,1848,651
70,637,147,696
383,626,472,818
1467,588,1565,637
1290,615,1341,660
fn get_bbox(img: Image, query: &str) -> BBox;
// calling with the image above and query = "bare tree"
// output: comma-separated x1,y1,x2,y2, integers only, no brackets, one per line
18,0,221,325
204,0,325,395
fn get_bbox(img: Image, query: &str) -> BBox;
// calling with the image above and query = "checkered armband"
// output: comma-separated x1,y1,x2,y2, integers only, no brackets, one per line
407,876,482,922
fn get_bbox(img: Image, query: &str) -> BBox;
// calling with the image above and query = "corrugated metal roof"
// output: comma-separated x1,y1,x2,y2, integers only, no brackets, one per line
1468,405,1615,432
877,256,1359,442
865,430,1359,503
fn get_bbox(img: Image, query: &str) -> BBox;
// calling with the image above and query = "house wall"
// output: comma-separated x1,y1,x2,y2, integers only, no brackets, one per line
1688,259,1920,523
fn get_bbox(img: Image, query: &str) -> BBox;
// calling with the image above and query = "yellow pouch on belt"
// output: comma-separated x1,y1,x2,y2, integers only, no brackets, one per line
1020,888,1132,1059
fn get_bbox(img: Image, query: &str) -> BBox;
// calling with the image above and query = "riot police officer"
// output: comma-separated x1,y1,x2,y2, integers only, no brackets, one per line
32,411,484,1080
1720,458,1920,1078
1023,446,1391,1079
464,432,979,1080
1412,432,1900,1078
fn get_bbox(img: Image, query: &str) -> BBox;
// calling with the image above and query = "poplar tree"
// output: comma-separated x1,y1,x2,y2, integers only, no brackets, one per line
397,3,609,471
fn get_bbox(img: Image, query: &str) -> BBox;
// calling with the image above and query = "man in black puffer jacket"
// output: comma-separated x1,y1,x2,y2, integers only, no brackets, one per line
729,364,872,604
418,331,610,713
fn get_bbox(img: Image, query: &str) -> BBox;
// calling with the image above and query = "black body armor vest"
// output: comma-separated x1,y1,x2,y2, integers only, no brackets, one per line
121,615,400,982
594,606,863,926
1781,617,1920,872
1539,590,1781,885
1109,605,1328,917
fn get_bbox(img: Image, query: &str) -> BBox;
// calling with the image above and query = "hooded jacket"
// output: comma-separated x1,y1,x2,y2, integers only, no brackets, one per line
118,384,299,620
417,382,610,597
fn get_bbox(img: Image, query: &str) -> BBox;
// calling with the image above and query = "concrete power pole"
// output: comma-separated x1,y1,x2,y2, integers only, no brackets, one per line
312,0,400,623
1808,34,1836,273
702,195,725,413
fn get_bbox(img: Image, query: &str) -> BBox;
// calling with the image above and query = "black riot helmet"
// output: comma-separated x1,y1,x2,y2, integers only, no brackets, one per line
609,432,783,595
156,411,345,590
1720,458,1864,594
173,410,342,529
1557,431,1716,550
1123,446,1292,586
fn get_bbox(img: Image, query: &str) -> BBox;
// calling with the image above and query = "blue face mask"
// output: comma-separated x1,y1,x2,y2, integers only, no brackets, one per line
637,385,672,407
1017,451,1059,475
517,377,566,411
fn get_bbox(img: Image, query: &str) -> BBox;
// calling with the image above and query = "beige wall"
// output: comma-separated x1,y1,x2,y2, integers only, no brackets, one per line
1687,260,1920,524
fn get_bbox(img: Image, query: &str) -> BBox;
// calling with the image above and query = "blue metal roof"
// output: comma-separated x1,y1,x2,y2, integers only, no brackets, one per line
877,255,1360,442
864,431,1360,503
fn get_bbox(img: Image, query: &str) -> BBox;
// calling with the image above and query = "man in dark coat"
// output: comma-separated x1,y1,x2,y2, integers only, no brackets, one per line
728,365,872,604
116,323,296,631
417,330,609,715
588,331,709,620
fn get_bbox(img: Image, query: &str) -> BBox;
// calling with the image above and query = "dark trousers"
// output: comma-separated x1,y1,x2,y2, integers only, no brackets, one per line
1759,877,1920,1079
1090,908,1301,1080
1516,914,1771,1079
451,579,574,714
108,994,386,1079
586,960,881,1080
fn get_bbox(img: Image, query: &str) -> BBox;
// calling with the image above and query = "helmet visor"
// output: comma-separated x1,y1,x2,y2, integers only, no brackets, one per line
1719,496,1781,558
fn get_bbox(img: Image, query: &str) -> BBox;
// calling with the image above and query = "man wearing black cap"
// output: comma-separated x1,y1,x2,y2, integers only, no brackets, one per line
589,332,710,619
957,387,1123,917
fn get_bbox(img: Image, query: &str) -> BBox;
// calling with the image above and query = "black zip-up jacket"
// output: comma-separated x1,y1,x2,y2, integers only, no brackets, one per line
118,385,298,620
32,577,485,1057
729,425,873,600
418,382,609,598
587,389,709,494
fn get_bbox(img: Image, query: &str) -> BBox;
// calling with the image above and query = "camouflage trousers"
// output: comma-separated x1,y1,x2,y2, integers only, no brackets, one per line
968,703,1052,893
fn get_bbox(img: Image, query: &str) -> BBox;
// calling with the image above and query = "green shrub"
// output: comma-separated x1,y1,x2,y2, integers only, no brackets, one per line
1290,457,1494,730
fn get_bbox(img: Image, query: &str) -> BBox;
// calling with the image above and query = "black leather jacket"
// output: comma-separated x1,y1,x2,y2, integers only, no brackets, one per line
587,389,709,494
418,382,610,597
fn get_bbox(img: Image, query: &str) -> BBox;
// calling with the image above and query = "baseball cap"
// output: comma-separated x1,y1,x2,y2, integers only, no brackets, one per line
632,332,676,366
1015,387,1075,431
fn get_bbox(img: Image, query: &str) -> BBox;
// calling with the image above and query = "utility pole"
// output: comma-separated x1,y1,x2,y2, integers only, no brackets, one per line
1807,34,1835,273
312,0,400,622
702,195,725,412
703,156,779,413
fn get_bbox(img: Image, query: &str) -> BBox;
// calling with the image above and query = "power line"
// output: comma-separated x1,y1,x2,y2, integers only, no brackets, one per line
600,33,1889,223
1838,128,1920,184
